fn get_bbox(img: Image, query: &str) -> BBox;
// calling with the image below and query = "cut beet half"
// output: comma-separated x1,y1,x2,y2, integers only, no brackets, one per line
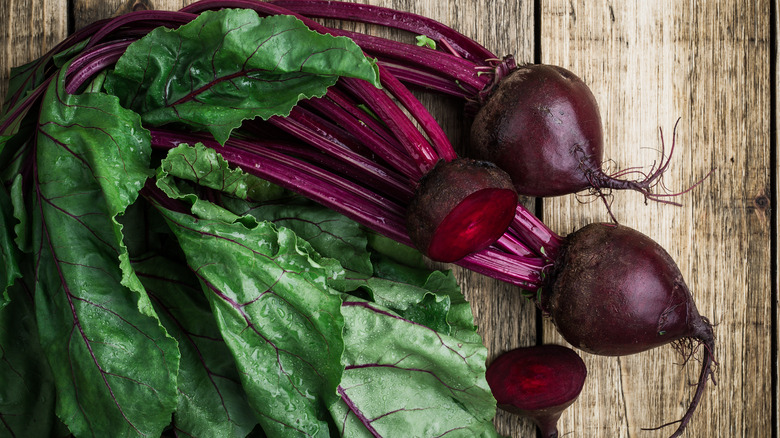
486,344,587,438
405,158,517,263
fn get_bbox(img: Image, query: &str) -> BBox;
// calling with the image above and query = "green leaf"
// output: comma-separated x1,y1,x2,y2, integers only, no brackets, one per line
332,257,452,333
415,35,437,49
159,143,372,274
2,38,87,113
135,253,258,438
155,202,346,438
0,273,62,437
224,194,470,335
0,184,21,308
10,175,30,254
159,141,287,205
366,230,426,268
230,198,374,275
32,65,179,437
3,59,46,115
0,80,46,158
161,142,252,198
156,143,258,225
106,10,381,144
332,299,498,437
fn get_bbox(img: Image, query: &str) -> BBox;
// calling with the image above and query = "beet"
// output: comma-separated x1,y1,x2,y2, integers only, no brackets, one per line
470,64,669,199
542,223,715,437
405,158,517,263
486,344,587,438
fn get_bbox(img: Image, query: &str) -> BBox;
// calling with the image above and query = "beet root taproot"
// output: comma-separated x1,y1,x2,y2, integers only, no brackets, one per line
470,64,672,200
542,223,715,437
405,158,517,263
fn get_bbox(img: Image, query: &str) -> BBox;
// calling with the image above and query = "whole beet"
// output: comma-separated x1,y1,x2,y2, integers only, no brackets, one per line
542,223,715,437
470,64,671,200
470,64,602,197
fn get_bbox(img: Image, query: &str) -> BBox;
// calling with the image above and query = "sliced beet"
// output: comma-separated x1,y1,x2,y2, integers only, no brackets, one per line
486,344,587,438
405,158,517,263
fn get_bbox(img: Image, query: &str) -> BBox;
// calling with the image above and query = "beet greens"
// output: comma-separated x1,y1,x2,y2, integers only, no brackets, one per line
0,8,502,437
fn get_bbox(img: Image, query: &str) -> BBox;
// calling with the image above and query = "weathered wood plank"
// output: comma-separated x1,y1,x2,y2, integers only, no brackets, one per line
72,0,193,30
0,0,68,105
776,3,780,437
541,1,772,437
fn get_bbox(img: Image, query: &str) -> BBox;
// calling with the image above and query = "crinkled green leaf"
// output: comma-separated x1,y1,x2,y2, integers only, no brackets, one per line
332,299,498,437
371,253,481,337
155,144,278,234
159,141,287,211
156,143,255,225
155,202,345,438
106,9,381,144
32,65,179,437
332,260,453,333
218,172,466,334
161,142,252,199
134,253,258,438
160,143,372,274
229,198,374,275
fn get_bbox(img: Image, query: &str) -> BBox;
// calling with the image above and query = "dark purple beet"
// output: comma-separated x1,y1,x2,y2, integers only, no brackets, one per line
470,64,668,199
486,344,587,438
542,223,715,437
405,158,517,263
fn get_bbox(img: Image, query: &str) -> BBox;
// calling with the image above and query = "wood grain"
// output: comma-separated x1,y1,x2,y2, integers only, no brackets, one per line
541,1,772,437
0,0,67,106
0,0,772,437
776,3,780,437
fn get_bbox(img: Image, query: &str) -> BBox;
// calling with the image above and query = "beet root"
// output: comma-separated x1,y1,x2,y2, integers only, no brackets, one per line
543,223,715,437
405,158,517,263
486,344,587,438
470,64,670,200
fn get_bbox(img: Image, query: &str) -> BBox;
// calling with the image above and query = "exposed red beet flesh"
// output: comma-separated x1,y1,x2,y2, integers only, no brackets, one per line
405,158,517,263
486,344,587,438
543,223,715,437
470,64,669,199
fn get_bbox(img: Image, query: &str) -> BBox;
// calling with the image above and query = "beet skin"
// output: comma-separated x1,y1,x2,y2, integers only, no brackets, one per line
543,223,715,437
470,64,604,197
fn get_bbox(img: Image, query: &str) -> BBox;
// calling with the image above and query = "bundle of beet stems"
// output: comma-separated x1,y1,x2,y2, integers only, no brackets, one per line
1,1,715,437
190,3,714,437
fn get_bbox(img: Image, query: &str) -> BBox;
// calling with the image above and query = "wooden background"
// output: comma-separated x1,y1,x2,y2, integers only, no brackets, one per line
0,0,772,437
